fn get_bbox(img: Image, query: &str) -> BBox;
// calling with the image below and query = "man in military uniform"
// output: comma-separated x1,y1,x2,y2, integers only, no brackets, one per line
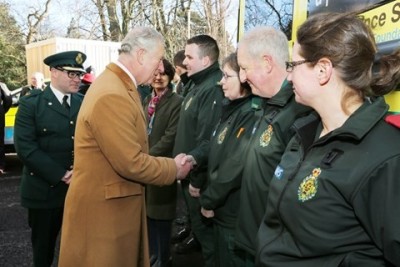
14,50,86,267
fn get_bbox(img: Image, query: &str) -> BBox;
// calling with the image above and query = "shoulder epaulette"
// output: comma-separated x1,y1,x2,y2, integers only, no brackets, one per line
24,89,42,97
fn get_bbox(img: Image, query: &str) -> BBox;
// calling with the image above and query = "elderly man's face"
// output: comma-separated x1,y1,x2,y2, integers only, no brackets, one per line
237,43,272,98
142,43,165,85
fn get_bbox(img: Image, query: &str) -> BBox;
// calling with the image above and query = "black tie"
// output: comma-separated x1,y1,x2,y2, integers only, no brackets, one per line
62,95,70,110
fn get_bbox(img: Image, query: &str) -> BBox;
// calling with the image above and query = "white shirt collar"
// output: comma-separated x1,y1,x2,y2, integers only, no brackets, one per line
114,60,137,88
50,85,70,105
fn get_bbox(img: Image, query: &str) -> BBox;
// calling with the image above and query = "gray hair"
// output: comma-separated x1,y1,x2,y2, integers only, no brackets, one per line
119,27,164,54
238,26,289,68
32,72,44,80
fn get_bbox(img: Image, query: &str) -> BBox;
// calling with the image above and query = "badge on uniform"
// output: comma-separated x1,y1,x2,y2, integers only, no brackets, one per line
259,124,274,147
217,127,228,144
298,168,321,202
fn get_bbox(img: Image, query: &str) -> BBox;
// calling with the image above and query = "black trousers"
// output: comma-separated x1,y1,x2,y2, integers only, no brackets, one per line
28,207,64,267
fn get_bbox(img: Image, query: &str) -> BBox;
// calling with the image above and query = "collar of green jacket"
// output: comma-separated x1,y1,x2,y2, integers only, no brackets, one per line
294,97,389,146
264,79,293,107
189,62,221,85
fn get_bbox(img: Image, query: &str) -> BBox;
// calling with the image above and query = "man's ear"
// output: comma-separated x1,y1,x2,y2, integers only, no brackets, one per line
201,55,210,67
316,57,333,85
136,48,146,65
262,54,273,73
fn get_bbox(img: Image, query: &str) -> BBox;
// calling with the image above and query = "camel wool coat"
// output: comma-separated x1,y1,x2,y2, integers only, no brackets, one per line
58,63,177,267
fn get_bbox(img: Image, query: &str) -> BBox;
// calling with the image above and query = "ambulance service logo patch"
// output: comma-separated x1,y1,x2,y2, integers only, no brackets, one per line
260,125,274,147
298,168,321,202
217,127,228,144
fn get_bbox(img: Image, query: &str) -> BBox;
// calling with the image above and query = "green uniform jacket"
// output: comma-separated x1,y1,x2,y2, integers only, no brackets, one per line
235,80,311,255
200,95,260,228
257,97,400,266
173,62,224,189
143,89,183,220
14,87,83,209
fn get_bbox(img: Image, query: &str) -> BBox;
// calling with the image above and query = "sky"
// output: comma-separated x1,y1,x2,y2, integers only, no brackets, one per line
8,0,240,42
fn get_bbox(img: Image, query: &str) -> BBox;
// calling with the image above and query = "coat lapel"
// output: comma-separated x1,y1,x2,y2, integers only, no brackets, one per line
70,94,82,118
106,63,146,122
42,87,70,117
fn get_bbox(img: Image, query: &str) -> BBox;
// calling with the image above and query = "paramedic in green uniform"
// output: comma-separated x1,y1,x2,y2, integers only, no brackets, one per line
172,35,224,266
234,27,311,266
199,52,259,267
257,12,400,266
14,51,86,267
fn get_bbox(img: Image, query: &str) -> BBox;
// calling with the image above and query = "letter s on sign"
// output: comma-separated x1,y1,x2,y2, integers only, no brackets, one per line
392,3,400,23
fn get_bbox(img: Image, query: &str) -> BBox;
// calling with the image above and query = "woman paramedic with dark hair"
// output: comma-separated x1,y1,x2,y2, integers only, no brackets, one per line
256,12,400,266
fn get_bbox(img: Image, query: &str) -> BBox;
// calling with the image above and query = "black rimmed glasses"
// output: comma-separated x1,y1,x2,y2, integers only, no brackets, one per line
55,67,84,79
285,60,310,72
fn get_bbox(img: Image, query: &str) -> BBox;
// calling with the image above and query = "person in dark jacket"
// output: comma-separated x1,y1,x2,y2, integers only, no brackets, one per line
256,12,400,266
172,35,224,266
234,26,311,266
0,82,12,173
143,59,183,267
14,51,87,267
173,50,189,96
199,52,259,267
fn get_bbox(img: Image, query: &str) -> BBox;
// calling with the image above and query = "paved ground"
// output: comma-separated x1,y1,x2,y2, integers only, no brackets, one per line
0,154,204,267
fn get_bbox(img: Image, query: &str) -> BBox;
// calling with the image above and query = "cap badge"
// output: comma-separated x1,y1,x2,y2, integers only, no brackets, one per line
75,53,84,65
298,168,321,202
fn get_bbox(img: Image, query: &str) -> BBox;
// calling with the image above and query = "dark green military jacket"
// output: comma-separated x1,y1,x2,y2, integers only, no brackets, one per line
200,95,260,228
14,87,83,209
256,97,400,266
173,62,224,189
235,80,311,255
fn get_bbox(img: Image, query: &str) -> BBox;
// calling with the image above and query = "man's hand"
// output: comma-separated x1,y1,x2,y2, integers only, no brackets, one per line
174,153,193,180
201,207,214,218
181,154,197,166
61,170,73,184
189,183,200,198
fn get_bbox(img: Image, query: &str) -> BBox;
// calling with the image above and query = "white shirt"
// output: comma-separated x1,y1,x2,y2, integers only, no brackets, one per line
114,60,137,88
50,85,71,106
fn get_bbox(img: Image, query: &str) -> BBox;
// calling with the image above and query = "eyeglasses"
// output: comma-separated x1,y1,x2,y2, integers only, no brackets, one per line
222,73,238,80
55,67,84,79
285,60,310,72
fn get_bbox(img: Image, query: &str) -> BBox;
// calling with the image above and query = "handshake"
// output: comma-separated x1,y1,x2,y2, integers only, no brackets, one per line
174,153,196,180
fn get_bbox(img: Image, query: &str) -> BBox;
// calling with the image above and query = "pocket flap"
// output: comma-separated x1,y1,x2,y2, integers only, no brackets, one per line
104,181,142,199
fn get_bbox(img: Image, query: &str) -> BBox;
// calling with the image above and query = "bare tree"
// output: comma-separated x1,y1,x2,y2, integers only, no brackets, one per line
244,0,292,39
25,0,52,43
196,0,234,59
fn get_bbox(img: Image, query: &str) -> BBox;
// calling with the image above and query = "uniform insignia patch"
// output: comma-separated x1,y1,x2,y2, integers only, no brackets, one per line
260,125,273,147
217,127,228,144
185,97,193,110
75,53,84,64
298,168,321,202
